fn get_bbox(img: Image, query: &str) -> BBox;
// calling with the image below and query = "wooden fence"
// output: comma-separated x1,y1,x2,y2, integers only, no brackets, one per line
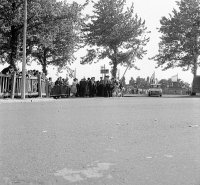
0,72,48,99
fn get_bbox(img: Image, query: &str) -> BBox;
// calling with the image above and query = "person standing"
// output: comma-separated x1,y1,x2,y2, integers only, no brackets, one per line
104,75,111,97
48,77,53,97
79,77,87,97
99,77,104,97
86,78,91,97
64,77,70,97
71,78,77,97
89,77,96,97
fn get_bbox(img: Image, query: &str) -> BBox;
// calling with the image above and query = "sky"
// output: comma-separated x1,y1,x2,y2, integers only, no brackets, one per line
1,0,199,84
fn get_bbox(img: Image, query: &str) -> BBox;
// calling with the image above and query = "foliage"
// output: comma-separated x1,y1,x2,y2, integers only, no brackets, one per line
129,76,150,89
81,0,149,78
0,0,44,68
0,0,88,75
28,0,88,75
151,0,200,77
129,77,135,86
158,78,190,89
128,76,190,89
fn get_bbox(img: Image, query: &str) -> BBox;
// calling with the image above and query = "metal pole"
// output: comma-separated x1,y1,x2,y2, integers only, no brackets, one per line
104,64,105,80
74,68,76,78
21,0,27,99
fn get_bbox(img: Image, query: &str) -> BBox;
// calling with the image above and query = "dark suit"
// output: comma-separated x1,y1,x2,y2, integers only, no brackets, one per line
79,79,87,97
89,80,96,97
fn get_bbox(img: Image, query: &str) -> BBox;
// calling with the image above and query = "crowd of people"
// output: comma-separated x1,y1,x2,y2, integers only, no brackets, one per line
0,65,46,94
1,65,125,98
0,65,45,78
51,76,125,98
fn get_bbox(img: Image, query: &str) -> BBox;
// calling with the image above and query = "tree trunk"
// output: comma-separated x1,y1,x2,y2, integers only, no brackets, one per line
111,47,118,78
42,63,47,76
10,25,19,70
42,49,47,76
111,63,118,79
193,55,198,78
9,2,19,70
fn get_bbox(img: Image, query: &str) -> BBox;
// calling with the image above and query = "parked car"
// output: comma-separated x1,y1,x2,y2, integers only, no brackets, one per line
148,84,162,97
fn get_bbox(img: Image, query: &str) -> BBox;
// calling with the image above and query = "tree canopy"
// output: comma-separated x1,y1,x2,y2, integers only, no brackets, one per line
0,0,41,68
0,0,87,75
151,0,200,77
27,1,86,75
81,0,149,78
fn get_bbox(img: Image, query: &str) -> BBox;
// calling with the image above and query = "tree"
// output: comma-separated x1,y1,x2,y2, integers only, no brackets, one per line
151,0,200,77
0,0,87,74
81,0,149,78
129,77,135,86
158,79,170,89
27,1,86,75
0,0,41,69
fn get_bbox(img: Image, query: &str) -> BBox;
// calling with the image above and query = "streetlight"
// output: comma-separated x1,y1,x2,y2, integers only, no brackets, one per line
21,0,27,99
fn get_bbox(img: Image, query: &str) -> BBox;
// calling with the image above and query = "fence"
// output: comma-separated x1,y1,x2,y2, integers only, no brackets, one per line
162,88,190,95
0,72,48,99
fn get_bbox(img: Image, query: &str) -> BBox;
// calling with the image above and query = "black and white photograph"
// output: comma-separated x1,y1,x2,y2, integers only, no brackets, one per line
0,0,200,184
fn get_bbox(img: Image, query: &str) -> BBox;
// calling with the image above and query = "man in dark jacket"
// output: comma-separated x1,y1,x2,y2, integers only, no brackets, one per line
89,77,96,97
79,77,87,97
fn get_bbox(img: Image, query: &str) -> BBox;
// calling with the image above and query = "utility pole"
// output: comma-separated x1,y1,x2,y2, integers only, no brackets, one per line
21,0,27,99
104,64,105,80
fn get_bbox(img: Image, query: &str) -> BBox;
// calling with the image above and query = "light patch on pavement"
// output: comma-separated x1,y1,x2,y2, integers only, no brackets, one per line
54,169,83,182
42,130,47,133
54,162,114,183
164,154,173,158
146,156,153,159
105,148,117,152
107,174,113,179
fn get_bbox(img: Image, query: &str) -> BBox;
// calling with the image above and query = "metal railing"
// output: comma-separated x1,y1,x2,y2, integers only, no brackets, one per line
0,73,47,98
0,74,12,97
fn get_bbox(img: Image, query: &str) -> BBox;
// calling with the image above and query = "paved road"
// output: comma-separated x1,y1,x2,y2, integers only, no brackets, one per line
0,96,200,185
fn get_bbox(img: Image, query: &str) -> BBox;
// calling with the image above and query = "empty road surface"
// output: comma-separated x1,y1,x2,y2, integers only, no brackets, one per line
0,96,200,185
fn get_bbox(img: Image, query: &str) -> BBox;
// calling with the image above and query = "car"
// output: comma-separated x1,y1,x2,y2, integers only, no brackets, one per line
148,84,162,97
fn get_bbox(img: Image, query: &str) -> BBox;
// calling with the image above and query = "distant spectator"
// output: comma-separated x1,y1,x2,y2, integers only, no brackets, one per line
55,77,62,86
71,78,78,97
48,77,53,97
1,65,15,75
